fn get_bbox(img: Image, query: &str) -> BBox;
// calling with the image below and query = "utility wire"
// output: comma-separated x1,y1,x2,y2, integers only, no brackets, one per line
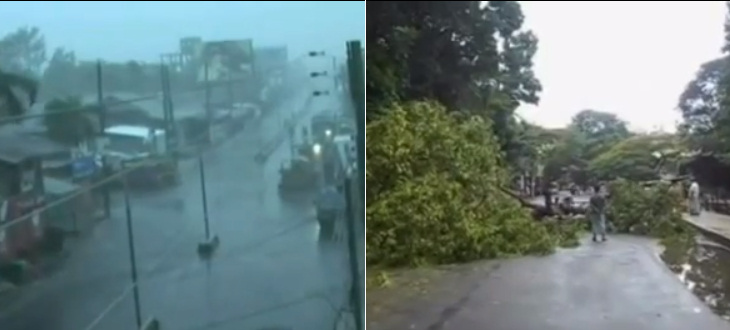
0,83,318,233
0,79,244,126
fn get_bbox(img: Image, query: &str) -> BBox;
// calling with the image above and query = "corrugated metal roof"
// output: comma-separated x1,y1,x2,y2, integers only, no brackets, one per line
0,131,68,163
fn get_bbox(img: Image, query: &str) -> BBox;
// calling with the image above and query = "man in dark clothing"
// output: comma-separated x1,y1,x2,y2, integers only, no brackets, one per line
588,185,607,242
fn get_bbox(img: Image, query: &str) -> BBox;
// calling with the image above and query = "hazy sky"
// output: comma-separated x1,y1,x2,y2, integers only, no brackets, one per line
517,1,727,132
0,1,364,62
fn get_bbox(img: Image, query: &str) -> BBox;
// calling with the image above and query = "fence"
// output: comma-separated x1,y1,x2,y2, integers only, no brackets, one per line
0,41,364,330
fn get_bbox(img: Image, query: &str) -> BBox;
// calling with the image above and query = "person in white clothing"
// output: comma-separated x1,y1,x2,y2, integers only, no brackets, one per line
688,180,701,216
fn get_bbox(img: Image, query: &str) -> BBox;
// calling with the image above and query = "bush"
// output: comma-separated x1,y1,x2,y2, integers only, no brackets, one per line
366,101,576,267
607,180,692,239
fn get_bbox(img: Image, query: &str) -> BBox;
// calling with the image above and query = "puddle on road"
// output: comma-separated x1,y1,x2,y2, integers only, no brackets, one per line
661,235,730,320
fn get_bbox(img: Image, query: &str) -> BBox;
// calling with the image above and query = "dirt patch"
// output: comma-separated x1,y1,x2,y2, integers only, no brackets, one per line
367,261,500,330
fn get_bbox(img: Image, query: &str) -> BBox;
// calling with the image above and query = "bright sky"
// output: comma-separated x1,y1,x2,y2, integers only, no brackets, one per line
517,1,727,132
0,1,365,61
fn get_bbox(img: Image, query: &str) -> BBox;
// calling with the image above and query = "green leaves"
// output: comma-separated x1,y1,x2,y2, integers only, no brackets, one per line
587,134,681,182
366,1,541,167
43,97,97,145
366,101,571,267
607,180,690,238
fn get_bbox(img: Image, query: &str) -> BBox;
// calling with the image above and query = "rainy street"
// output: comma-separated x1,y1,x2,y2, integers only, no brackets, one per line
0,88,352,330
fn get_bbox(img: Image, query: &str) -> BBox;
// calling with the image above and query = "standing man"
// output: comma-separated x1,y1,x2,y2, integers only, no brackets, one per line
589,184,608,242
688,179,701,216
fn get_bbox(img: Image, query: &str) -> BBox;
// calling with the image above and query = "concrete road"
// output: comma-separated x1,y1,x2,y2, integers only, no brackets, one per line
370,236,730,330
0,90,353,330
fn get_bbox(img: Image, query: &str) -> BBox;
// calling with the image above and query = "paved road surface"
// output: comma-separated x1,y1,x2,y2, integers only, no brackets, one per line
369,236,730,330
0,89,353,330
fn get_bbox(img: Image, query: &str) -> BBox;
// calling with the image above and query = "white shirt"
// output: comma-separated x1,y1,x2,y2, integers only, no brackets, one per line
689,182,700,198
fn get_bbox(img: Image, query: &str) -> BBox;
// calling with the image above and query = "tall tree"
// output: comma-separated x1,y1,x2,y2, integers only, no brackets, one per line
366,1,542,164
0,26,47,77
677,2,730,154
570,109,630,160
43,97,97,145
41,47,80,99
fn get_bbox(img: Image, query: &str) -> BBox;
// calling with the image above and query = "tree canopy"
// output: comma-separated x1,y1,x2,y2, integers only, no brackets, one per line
367,1,541,163
366,1,585,268
43,97,98,145
366,101,559,266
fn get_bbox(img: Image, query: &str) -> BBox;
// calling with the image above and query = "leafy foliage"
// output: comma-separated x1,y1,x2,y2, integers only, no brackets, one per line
366,1,541,163
0,26,201,101
538,109,635,186
588,134,681,181
43,97,98,145
0,26,46,77
366,102,575,267
677,2,730,159
570,109,631,160
607,180,692,239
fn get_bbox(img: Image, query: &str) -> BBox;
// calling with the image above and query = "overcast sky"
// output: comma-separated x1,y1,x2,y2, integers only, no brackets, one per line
0,1,365,62
517,1,727,132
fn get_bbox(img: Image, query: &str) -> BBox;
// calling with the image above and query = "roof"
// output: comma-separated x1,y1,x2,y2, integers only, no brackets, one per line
105,125,163,138
0,131,68,163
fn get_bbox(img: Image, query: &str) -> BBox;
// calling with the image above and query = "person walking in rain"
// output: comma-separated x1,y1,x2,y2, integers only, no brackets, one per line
589,184,608,242
688,179,702,216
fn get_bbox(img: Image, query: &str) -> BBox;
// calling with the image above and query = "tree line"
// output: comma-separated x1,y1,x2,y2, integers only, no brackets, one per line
0,26,199,146
366,1,696,269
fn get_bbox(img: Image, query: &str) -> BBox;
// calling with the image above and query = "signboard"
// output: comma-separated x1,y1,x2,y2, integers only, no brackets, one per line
197,39,255,83
72,155,101,179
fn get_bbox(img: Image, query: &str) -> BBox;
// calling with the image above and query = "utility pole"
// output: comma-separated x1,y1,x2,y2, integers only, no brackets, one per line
204,62,212,145
160,64,179,187
344,40,365,330
123,182,142,328
346,41,365,203
95,60,110,219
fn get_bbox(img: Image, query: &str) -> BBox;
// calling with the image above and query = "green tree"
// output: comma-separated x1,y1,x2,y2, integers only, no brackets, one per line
588,134,681,182
570,109,631,160
365,1,541,162
366,101,557,266
0,26,47,77
41,47,80,99
43,97,97,145
680,1,730,155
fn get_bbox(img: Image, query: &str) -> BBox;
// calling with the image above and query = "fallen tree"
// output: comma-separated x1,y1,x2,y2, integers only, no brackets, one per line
366,101,581,267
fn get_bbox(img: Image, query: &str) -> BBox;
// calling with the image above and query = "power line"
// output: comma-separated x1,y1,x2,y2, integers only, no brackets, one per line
0,89,317,322
0,53,323,232
0,79,245,125
81,216,317,330
0,88,316,232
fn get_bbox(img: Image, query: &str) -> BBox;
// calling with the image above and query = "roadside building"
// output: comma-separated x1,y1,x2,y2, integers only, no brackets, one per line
0,132,66,262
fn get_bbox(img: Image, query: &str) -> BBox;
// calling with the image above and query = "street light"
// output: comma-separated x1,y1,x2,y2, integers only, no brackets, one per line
310,71,328,78
308,51,326,57
313,90,330,97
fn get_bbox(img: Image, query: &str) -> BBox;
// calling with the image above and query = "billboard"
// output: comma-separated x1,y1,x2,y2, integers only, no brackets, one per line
197,39,254,83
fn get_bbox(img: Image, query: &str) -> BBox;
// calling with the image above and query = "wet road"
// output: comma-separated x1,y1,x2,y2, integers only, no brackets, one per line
0,89,353,330
369,236,730,330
